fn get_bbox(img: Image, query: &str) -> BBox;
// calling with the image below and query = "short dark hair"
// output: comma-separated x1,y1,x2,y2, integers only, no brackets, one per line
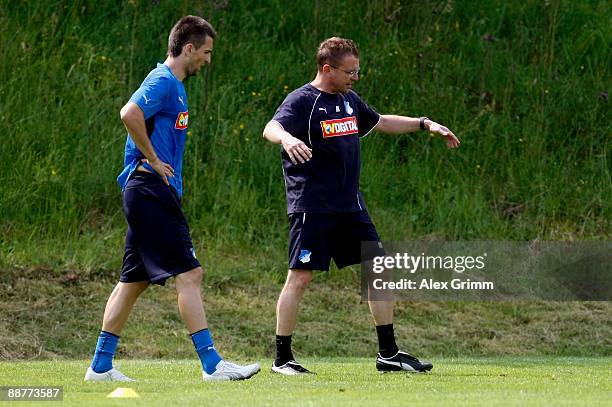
316,37,359,70
167,15,216,57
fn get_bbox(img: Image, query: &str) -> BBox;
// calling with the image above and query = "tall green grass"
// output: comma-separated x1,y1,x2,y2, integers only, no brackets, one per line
0,0,610,275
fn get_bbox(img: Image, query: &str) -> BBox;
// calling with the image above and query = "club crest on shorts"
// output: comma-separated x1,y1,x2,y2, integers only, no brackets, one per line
175,111,189,129
299,249,311,263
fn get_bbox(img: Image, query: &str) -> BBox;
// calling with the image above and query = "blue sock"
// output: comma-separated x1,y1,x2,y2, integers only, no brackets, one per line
191,329,222,374
90,331,119,373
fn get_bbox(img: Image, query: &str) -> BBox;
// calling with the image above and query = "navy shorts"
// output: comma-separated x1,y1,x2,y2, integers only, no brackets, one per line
288,210,383,271
120,171,200,286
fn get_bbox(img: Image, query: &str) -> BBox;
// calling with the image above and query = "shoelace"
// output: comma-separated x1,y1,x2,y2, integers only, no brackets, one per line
110,370,129,380
401,353,419,362
217,361,243,372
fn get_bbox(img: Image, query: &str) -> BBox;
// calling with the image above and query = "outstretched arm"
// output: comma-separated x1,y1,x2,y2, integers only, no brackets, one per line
263,120,313,164
375,115,460,149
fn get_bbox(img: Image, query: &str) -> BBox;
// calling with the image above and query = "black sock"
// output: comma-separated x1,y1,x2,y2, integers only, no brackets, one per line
376,323,399,358
275,335,294,365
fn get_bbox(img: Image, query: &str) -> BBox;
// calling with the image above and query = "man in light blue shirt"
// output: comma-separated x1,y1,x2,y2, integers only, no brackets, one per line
85,15,260,382
117,61,190,196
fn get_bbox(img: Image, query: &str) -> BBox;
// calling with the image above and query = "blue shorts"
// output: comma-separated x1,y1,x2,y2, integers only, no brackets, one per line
288,210,383,271
120,171,200,286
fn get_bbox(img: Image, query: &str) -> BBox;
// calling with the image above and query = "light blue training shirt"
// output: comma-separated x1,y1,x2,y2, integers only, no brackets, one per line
117,63,189,197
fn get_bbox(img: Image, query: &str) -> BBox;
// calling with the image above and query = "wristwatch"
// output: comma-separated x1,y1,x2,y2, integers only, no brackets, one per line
419,117,429,131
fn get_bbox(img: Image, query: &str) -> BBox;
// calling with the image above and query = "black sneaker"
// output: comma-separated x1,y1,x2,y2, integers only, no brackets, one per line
271,360,313,375
376,351,433,373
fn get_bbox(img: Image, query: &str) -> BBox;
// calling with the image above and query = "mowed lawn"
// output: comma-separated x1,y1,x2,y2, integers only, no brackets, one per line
0,358,610,406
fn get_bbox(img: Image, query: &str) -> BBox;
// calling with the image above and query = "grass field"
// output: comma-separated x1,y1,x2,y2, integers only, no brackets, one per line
1,358,610,406
0,1,610,395
2,275,610,360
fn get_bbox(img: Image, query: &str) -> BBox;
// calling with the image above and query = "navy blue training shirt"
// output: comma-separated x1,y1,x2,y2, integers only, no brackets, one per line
272,83,380,214
117,63,189,197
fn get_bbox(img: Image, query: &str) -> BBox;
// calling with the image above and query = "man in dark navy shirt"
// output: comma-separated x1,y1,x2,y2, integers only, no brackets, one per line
263,37,460,375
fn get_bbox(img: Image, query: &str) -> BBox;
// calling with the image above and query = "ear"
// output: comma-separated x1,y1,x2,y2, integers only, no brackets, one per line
322,64,332,73
183,43,194,56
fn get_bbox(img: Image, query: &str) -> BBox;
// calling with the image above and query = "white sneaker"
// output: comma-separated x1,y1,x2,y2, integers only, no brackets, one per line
84,367,136,382
202,360,260,381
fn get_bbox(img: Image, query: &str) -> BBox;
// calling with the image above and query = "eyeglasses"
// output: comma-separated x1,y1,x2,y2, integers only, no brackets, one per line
328,64,360,77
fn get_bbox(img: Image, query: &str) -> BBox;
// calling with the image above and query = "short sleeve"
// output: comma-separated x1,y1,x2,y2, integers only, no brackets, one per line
351,92,381,137
272,91,308,137
129,74,170,120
